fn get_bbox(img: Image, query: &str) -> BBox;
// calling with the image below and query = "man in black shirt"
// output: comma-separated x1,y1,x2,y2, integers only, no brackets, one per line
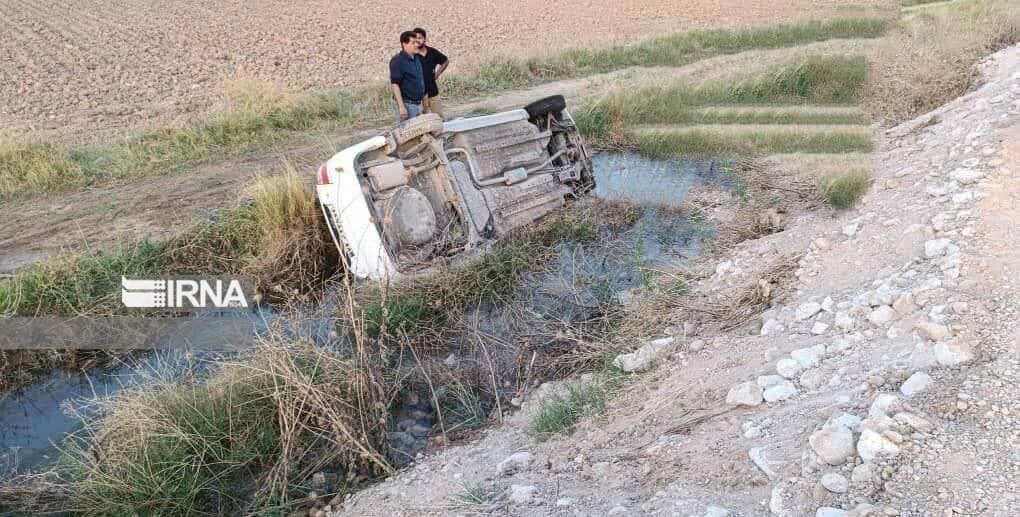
389,31,425,123
413,28,449,118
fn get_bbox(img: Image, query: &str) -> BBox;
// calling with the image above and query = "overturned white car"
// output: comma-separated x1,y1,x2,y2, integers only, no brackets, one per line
315,95,594,280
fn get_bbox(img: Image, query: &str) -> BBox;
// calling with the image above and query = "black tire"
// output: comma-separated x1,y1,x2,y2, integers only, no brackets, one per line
524,95,566,119
385,113,444,153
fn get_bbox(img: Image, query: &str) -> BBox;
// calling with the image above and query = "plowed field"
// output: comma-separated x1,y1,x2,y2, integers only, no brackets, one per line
0,0,875,141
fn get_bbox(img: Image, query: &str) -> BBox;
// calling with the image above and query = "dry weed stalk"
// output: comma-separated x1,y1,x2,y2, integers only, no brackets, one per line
682,253,801,331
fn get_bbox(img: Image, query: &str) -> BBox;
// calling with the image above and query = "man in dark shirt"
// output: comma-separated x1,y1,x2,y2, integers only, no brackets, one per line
389,31,425,124
413,28,449,118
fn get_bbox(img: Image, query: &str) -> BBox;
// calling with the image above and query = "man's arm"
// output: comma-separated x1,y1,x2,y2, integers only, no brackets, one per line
434,49,449,80
391,83,407,120
390,58,408,120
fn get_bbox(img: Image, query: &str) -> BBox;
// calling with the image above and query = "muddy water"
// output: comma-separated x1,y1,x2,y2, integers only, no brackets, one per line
0,153,735,475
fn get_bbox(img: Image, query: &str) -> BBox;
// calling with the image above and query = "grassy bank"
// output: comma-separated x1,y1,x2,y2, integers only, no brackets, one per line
634,128,873,158
572,55,874,159
865,0,1019,122
0,18,890,200
0,169,332,318
442,18,887,96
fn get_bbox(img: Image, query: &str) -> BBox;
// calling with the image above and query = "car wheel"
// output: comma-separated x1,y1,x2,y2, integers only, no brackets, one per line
388,113,444,148
524,95,566,119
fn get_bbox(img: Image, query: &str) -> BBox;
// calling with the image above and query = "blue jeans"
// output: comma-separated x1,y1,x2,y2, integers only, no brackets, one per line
393,100,423,124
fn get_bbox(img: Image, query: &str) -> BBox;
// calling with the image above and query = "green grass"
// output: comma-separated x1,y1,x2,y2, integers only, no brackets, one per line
819,169,872,208
527,368,624,440
0,18,888,200
0,140,92,199
901,0,947,6
583,55,869,133
1,169,329,317
59,373,280,514
49,345,390,515
444,18,887,96
0,241,166,317
450,481,507,507
678,107,869,125
634,129,874,158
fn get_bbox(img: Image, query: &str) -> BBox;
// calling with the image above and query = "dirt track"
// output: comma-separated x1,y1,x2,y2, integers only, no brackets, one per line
0,0,874,142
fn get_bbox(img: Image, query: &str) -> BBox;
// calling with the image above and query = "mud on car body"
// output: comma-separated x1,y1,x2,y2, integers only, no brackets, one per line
315,95,595,280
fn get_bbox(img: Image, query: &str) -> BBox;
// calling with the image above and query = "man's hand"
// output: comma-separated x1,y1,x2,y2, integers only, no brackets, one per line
399,105,409,120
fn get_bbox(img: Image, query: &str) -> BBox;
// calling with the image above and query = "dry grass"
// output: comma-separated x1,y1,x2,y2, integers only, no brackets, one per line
682,253,801,330
219,68,298,115
2,321,395,514
165,165,338,298
864,0,1020,123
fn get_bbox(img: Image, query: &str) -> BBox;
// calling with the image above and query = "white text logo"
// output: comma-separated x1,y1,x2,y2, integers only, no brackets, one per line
121,277,251,311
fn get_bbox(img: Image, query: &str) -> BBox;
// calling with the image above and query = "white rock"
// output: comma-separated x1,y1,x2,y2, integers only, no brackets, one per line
555,498,575,507
867,306,897,326
726,382,763,407
950,301,969,314
761,318,785,335
893,412,932,432
820,473,849,493
869,394,902,418
924,238,952,259
952,191,975,204
748,447,779,478
613,337,674,372
809,427,855,465
508,484,538,504
496,452,533,476
758,374,786,388
769,482,794,517
857,429,900,463
776,359,803,379
950,168,985,185
899,372,933,397
892,293,917,316
851,463,877,485
834,312,854,331
821,296,835,313
909,342,939,370
825,412,862,433
799,369,826,390
704,506,731,517
935,341,973,367
811,322,830,335
860,415,895,434
842,223,860,237
763,381,798,402
914,321,951,341
817,508,848,517
796,302,823,321
791,344,825,369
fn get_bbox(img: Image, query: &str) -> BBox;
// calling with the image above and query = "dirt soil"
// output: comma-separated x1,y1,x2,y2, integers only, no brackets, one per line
325,44,1020,516
0,0,877,142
